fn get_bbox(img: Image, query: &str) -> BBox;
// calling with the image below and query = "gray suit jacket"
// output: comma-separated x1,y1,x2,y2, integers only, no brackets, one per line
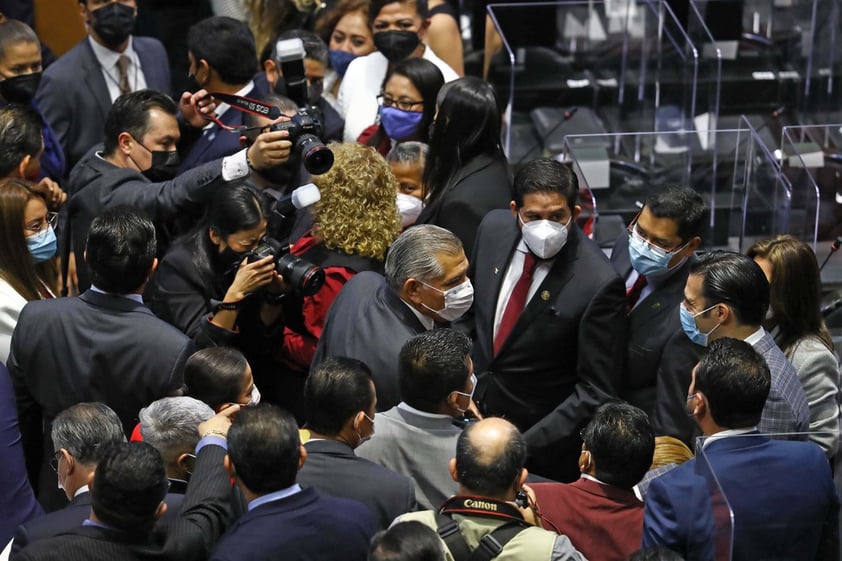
297,439,416,529
356,405,461,510
755,331,811,437
36,36,171,170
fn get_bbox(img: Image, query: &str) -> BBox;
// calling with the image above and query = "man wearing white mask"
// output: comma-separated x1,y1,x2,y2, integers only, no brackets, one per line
313,224,472,410
460,158,626,483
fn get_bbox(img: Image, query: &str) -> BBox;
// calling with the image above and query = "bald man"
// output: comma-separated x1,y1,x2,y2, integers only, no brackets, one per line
396,418,586,560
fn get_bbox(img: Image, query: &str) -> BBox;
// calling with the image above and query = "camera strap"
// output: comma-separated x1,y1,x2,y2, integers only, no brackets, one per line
435,497,530,561
200,92,287,133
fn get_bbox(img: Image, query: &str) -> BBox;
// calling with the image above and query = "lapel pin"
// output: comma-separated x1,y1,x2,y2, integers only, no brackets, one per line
651,302,661,309
493,267,499,275
540,290,550,301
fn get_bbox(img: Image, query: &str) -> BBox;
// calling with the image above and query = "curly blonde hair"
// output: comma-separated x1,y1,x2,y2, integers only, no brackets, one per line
312,143,401,260
245,0,322,58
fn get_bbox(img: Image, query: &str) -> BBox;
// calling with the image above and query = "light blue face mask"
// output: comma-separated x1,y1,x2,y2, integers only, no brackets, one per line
27,225,57,263
679,302,721,347
627,227,688,277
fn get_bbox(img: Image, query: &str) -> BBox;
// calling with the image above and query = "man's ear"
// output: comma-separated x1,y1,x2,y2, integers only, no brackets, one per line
417,17,431,41
572,205,582,222
402,278,424,305
509,200,518,220
117,131,134,155
176,452,194,474
224,454,235,478
516,468,528,490
298,444,307,470
448,457,458,482
59,449,75,475
87,471,95,489
154,501,168,520
264,59,279,86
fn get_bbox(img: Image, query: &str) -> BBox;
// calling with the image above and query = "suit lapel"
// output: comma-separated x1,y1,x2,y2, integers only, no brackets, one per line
81,41,115,118
629,268,685,327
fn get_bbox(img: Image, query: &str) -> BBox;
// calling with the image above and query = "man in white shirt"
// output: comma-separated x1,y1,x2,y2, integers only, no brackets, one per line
338,0,458,142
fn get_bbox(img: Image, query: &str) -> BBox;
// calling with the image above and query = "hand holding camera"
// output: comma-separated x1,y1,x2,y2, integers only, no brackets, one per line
225,254,281,303
247,128,293,171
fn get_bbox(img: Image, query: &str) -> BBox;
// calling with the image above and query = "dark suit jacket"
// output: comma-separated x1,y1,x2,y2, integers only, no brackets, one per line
66,149,230,292
11,443,234,561
642,433,840,561
415,153,512,258
463,210,626,482
297,439,416,529
209,486,375,561
311,271,428,410
7,291,193,508
176,84,256,174
12,492,92,554
531,478,643,561
610,232,692,414
35,36,171,170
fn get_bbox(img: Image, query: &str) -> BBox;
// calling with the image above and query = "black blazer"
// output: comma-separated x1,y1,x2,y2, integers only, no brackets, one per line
12,492,92,554
35,36,172,170
415,153,512,258
11,443,234,561
462,210,626,482
297,439,416,529
610,232,693,414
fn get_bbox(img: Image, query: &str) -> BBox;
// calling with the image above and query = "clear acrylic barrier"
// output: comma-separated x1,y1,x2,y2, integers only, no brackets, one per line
695,437,734,561
561,116,793,251
798,0,842,123
486,0,712,162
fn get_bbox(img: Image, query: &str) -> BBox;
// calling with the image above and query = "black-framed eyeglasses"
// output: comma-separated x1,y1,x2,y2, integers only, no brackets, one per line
626,213,687,255
377,94,424,112
25,211,59,234
49,450,62,472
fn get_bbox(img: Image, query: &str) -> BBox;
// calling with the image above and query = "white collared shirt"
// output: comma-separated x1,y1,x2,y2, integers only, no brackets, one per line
401,299,435,330
88,36,147,102
397,401,454,420
743,326,766,347
493,240,554,340
202,80,255,132
700,427,757,450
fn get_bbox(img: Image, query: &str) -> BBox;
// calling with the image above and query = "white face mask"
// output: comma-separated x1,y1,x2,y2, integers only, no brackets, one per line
450,373,477,414
246,384,261,407
418,278,474,322
396,193,423,228
519,214,571,259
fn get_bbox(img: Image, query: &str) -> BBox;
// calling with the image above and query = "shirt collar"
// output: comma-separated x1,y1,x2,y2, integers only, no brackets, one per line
743,326,766,347
397,401,453,420
579,473,608,485
701,427,757,450
211,80,256,119
90,284,144,304
248,483,302,511
88,35,135,67
75,484,90,498
401,299,435,330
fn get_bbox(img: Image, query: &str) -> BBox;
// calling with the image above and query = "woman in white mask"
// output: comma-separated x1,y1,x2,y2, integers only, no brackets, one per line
387,141,427,228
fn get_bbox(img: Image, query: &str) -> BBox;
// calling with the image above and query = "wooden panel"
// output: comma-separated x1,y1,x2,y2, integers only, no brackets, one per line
33,0,86,57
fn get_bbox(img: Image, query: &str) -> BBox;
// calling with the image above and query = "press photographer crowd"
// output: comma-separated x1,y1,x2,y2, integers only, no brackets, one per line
0,1,839,561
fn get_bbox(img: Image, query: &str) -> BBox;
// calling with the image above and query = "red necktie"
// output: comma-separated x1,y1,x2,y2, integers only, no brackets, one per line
626,274,648,314
494,252,538,356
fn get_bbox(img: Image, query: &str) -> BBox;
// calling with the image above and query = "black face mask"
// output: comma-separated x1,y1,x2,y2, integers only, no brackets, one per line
373,30,420,62
217,245,249,274
258,154,300,189
91,2,136,49
142,149,181,182
186,73,202,93
0,72,41,104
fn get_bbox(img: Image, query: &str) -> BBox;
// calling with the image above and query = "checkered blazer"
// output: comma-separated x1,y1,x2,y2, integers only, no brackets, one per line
754,332,811,437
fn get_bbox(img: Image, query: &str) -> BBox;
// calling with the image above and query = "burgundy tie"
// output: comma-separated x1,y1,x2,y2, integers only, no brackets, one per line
494,252,538,356
626,274,648,314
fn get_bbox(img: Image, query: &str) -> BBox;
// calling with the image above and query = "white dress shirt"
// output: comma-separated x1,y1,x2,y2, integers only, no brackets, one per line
493,240,554,340
88,36,148,102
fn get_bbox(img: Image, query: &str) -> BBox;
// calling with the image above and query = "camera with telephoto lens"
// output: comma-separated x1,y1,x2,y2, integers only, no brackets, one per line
273,37,334,175
248,236,325,297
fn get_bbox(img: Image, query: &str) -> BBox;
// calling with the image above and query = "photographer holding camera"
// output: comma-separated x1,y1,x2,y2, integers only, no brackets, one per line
145,181,290,405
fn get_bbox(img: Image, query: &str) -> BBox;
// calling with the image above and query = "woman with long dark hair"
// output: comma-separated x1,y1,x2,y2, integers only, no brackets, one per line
358,57,444,156
415,77,511,256
0,178,58,362
748,235,840,457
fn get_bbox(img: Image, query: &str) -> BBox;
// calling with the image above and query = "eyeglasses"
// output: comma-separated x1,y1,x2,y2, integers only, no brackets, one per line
49,450,62,472
627,220,686,255
377,94,424,112
25,211,58,234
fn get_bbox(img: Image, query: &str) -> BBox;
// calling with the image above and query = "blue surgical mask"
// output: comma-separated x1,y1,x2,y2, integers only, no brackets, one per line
328,49,358,78
380,106,424,141
627,227,688,277
679,302,721,347
27,225,57,263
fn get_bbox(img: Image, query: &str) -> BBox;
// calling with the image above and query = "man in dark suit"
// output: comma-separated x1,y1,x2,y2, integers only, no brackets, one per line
357,328,474,510
210,405,376,561
313,224,472,410
298,357,416,528
35,0,172,170
65,89,293,292
652,251,810,447
12,403,127,553
643,338,840,561
13,408,239,561
610,186,704,414
177,16,258,174
462,158,626,482
531,402,654,561
8,208,194,509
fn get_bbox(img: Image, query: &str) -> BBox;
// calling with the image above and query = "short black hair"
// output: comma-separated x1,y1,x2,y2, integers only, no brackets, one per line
227,405,301,493
368,521,444,561
455,419,526,497
0,104,43,176
304,356,374,436
644,186,706,242
85,206,156,294
370,0,428,23
628,546,688,561
91,442,169,532
188,16,257,85
582,402,655,489
690,251,769,326
513,158,578,209
695,337,771,428
399,329,472,411
184,347,249,410
104,89,177,156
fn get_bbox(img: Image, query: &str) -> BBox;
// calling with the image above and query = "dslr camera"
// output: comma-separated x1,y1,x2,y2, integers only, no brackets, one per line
273,38,334,175
248,236,325,297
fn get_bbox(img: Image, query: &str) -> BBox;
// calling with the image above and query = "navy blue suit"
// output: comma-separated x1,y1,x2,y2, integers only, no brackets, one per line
12,492,91,554
210,487,375,561
642,432,840,561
